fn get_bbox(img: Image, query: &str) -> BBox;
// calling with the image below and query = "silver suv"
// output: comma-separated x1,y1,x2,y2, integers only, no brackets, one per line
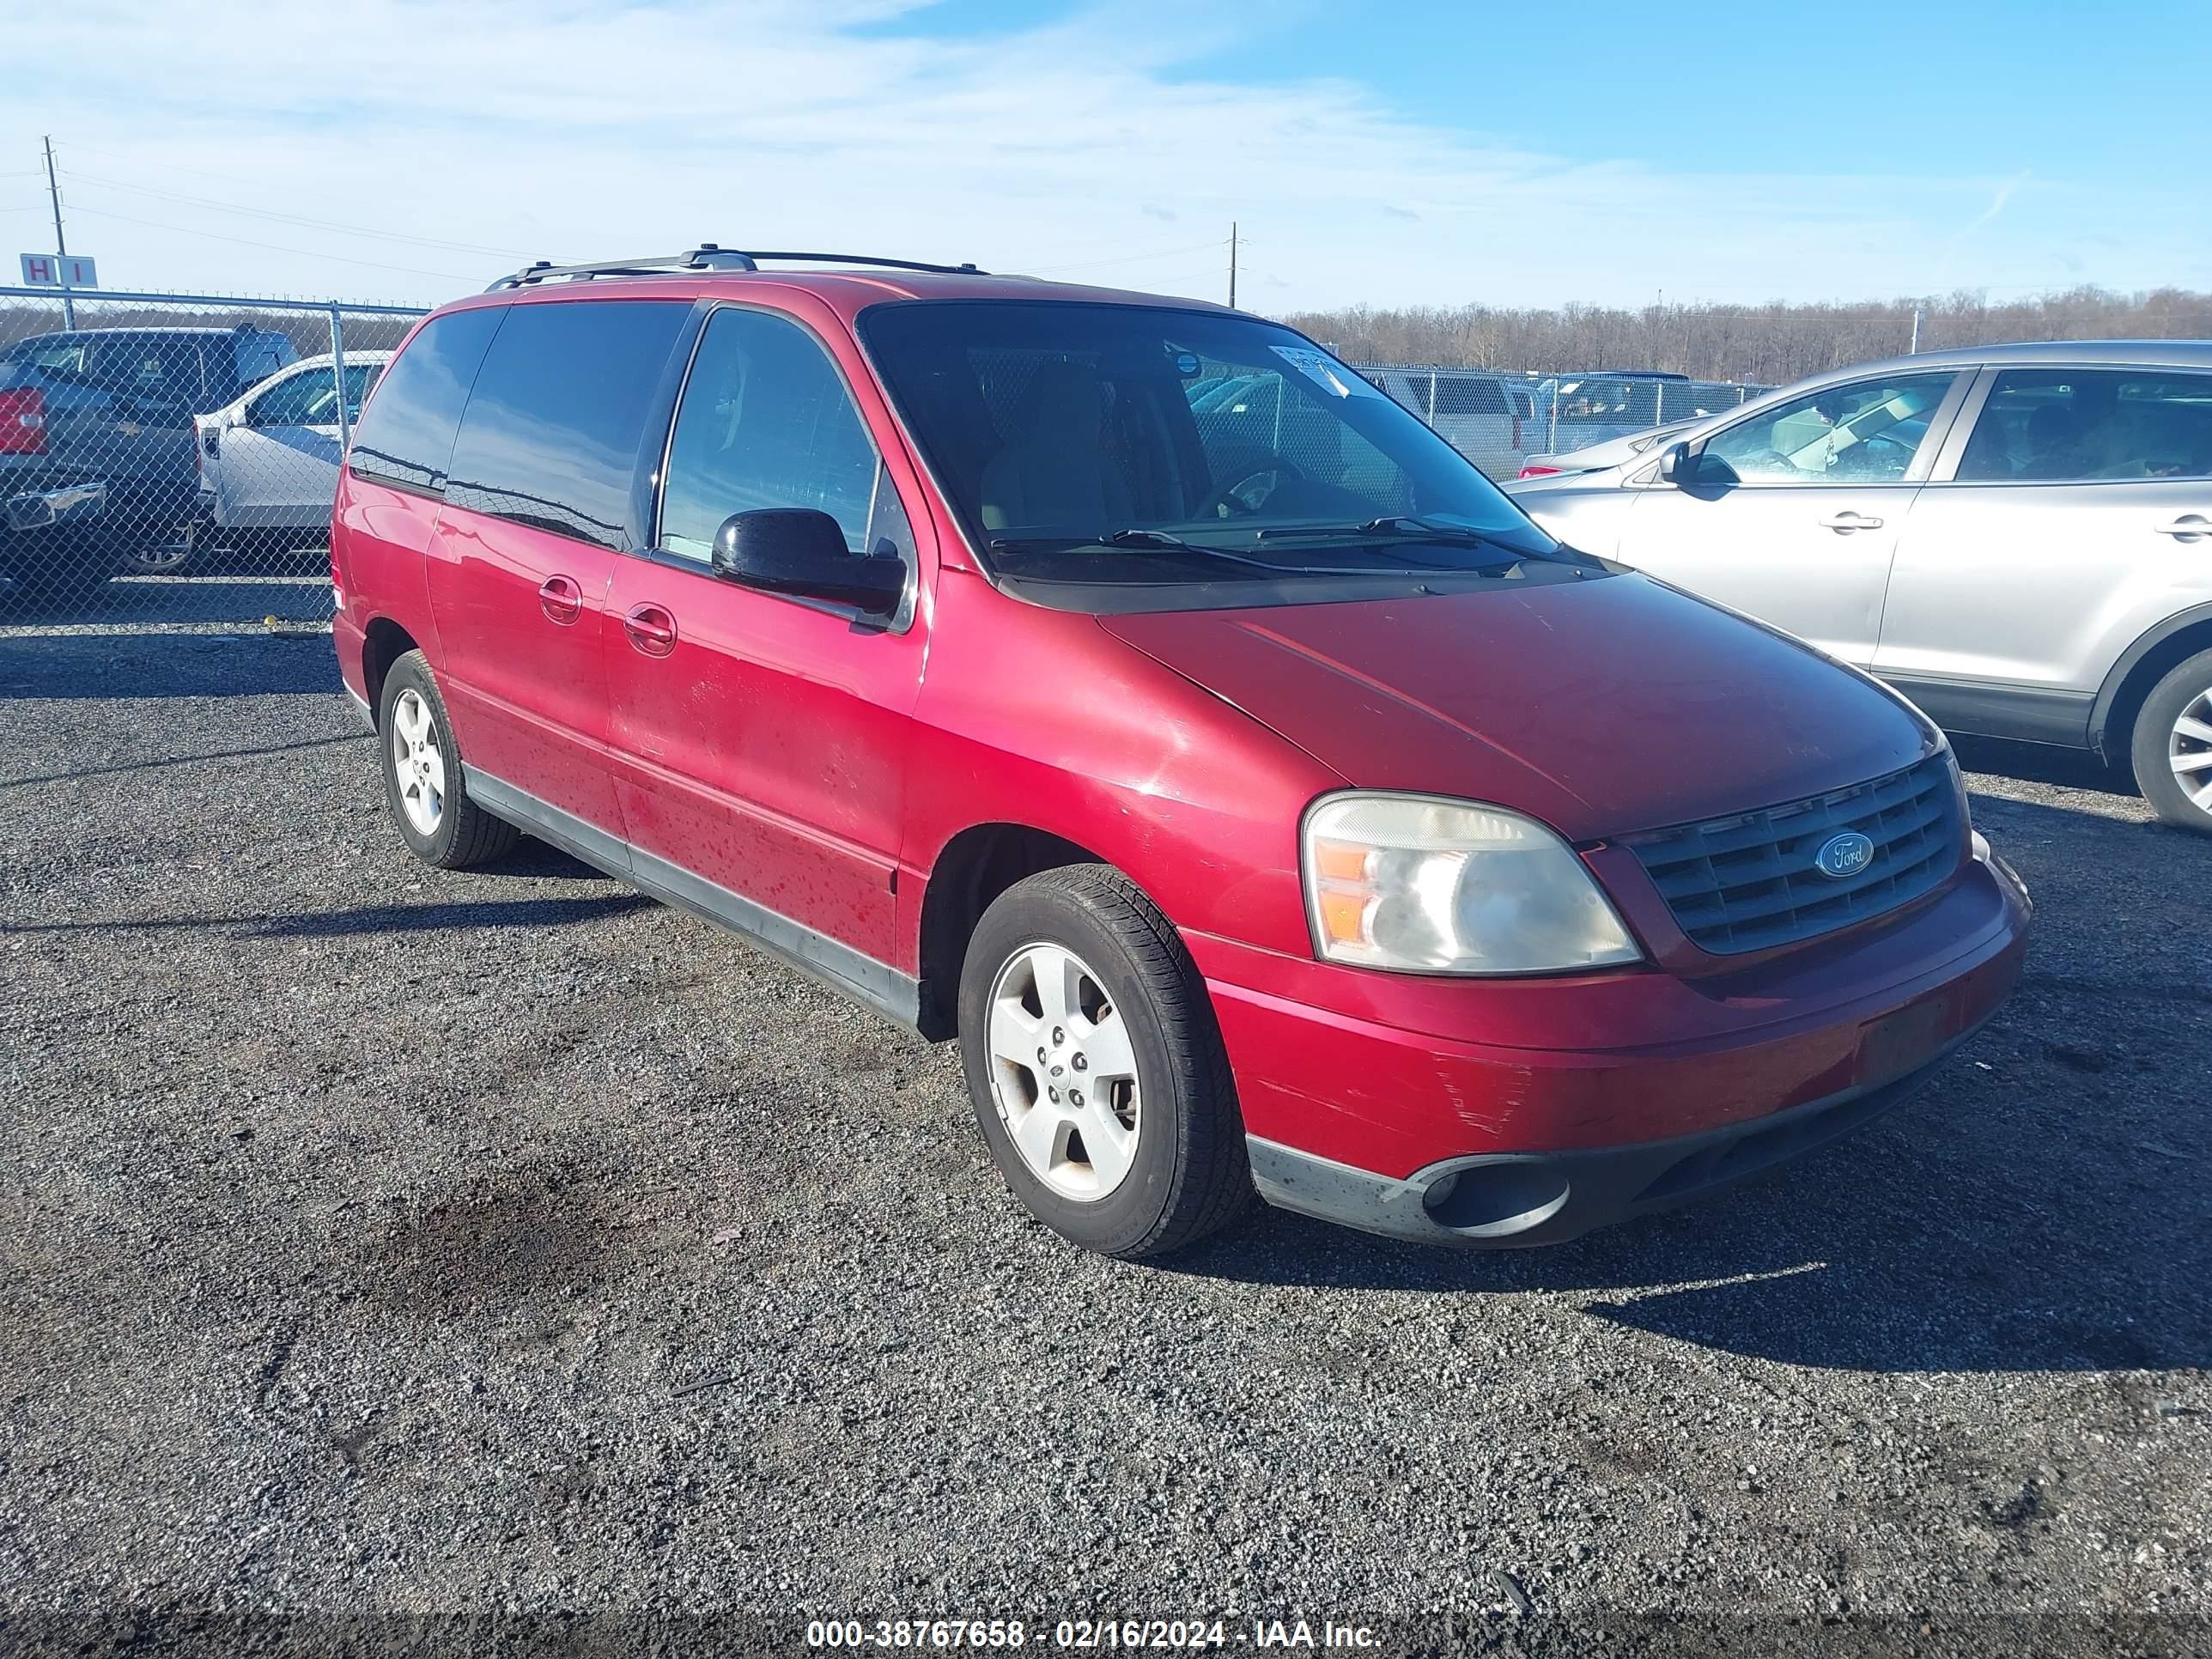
1505,342,2212,832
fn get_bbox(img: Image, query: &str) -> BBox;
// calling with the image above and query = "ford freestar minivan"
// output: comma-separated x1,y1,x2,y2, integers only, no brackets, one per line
331,246,2031,1260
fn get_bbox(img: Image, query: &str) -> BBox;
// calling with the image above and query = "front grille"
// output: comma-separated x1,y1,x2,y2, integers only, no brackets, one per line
1624,754,1962,955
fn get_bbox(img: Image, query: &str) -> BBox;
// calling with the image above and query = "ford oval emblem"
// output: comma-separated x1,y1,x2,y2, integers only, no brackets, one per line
1814,830,1875,879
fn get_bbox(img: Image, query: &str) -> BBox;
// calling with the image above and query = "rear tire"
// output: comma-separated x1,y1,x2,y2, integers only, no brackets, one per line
376,650,521,869
2130,648,2212,835
123,520,202,576
958,865,1252,1259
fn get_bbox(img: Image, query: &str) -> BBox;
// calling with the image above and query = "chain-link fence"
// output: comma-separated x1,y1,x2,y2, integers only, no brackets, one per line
0,281,1780,636
0,286,427,633
1355,364,1773,477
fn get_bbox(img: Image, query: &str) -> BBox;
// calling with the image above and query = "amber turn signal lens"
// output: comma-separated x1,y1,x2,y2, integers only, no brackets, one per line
1317,889,1368,945
1313,840,1370,883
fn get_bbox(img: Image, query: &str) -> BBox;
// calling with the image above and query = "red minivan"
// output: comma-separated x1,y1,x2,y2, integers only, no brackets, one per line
331,247,2030,1259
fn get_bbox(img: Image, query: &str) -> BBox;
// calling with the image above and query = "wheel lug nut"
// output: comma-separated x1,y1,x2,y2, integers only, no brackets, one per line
1069,1089,1084,1108
1048,1088,1060,1103
1036,1046,1048,1063
1051,1027,1065,1045
1072,1054,1087,1071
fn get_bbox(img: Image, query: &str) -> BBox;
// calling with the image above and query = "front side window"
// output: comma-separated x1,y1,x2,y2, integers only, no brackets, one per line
1954,368,2212,483
1550,378,1662,428
248,362,377,428
659,308,887,563
443,298,690,550
859,301,1561,593
1697,372,1957,485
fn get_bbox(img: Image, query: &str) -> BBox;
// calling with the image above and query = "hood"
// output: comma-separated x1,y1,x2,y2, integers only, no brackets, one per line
1097,572,1935,843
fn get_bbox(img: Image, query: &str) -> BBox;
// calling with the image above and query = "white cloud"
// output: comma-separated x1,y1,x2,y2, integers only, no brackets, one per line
9,0,2207,311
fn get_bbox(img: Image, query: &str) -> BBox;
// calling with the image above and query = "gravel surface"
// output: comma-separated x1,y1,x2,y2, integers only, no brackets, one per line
1,632,2206,1656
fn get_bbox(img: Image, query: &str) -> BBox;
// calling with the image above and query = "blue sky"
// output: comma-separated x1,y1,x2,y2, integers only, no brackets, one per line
7,0,2209,310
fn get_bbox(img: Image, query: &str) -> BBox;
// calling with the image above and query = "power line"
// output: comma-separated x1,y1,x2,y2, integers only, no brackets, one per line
1026,237,1229,274
62,204,479,283
58,167,536,258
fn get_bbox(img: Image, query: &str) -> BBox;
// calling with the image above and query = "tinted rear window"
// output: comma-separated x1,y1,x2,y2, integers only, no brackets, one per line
348,308,504,496
443,299,689,550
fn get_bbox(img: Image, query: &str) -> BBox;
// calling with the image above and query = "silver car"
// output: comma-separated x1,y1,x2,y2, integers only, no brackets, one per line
1505,342,2212,832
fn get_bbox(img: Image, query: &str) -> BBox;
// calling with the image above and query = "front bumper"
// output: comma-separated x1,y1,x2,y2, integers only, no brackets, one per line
1195,848,2031,1247
4,478,108,535
1249,1019,1984,1246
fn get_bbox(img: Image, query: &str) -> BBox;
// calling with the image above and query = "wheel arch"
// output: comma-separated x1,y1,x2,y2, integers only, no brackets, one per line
2090,604,2212,765
359,616,421,729
915,823,1121,1042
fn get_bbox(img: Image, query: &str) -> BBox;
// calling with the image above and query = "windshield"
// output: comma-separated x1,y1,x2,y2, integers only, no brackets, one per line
858,301,1560,586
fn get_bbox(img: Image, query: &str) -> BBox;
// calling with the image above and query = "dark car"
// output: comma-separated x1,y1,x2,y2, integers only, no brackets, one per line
0,325,297,600
332,246,2028,1260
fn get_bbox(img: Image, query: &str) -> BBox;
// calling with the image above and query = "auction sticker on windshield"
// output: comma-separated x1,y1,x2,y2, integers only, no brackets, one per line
1270,344,1382,400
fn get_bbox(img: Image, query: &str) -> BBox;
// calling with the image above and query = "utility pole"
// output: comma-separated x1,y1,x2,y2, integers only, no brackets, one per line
1908,306,1923,355
43,136,76,329
1227,222,1237,310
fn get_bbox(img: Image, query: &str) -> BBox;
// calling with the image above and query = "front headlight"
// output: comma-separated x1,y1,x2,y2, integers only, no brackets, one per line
1302,793,1642,975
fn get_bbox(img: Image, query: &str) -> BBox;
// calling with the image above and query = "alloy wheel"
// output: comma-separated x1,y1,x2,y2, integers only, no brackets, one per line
390,688,447,836
2166,688,2212,816
985,942,1142,1201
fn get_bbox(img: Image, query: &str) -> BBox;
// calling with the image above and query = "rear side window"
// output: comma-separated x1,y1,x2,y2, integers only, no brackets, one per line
1430,375,1508,416
88,337,203,404
444,300,689,550
1954,368,2212,483
348,308,504,496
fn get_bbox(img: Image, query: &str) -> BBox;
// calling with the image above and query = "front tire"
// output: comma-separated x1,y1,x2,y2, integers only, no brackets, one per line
958,865,1252,1259
376,650,520,869
2130,648,2212,834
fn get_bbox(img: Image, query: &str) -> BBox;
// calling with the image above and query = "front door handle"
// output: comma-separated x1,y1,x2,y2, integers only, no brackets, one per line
1820,511,1884,532
538,574,583,625
623,603,678,658
2154,515,2212,540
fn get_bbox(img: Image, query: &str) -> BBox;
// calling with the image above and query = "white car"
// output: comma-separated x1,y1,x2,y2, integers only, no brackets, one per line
143,352,391,573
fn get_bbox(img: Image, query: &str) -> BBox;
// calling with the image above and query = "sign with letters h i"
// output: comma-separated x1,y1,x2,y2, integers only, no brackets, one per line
19,254,97,289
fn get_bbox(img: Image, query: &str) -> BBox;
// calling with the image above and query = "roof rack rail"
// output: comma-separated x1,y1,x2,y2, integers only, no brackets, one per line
485,244,986,291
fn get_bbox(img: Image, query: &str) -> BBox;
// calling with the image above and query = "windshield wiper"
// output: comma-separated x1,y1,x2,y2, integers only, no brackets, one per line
1255,516,1535,550
986,528,1517,581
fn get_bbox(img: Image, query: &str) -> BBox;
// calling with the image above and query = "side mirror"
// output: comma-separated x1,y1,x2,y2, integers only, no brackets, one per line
1656,441,1694,484
710,508,903,616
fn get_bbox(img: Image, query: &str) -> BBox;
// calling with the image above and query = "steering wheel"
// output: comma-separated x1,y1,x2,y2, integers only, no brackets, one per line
1198,453,1308,518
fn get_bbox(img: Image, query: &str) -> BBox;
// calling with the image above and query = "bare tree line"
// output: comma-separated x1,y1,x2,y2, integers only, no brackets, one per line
1281,287,2212,385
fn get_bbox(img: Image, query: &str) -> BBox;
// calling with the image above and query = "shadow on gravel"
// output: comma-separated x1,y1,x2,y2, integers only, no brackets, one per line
0,732,362,789
1,894,647,939
1953,733,2137,799
1178,1164,2210,1373
1177,790,2211,1373
1,574,332,629
476,841,603,881
0,631,340,699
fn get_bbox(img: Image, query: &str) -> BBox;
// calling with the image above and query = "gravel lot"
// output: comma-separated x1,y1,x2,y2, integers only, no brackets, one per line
1,630,2206,1656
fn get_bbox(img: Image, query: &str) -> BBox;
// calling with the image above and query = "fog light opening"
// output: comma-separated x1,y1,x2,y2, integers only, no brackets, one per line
1421,1160,1572,1237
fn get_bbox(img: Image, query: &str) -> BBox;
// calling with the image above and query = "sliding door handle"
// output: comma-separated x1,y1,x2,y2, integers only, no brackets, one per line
538,575,583,624
623,603,678,658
